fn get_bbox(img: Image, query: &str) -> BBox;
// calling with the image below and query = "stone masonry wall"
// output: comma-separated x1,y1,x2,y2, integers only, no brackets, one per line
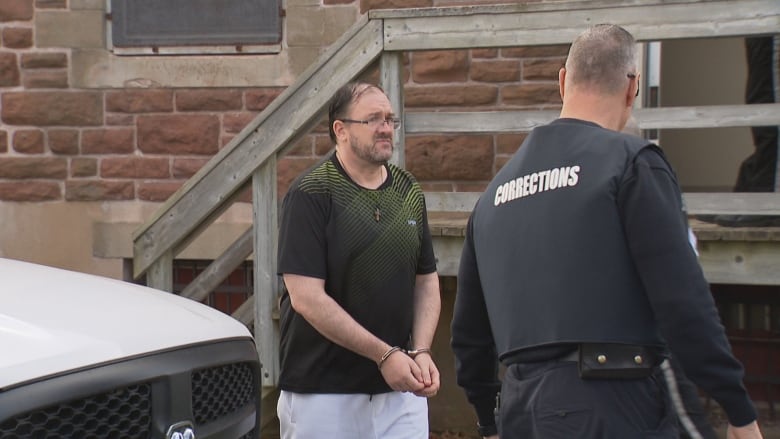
0,0,568,203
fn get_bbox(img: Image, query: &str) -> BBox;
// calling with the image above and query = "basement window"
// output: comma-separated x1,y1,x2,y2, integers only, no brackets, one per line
108,0,282,56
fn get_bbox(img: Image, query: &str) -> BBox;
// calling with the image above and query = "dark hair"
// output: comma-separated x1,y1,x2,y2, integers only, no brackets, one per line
328,82,383,143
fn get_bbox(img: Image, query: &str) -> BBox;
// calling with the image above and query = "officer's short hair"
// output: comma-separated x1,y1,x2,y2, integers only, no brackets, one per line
565,24,638,96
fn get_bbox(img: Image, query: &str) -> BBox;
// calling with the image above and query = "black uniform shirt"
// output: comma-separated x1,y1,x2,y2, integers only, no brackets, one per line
452,119,757,428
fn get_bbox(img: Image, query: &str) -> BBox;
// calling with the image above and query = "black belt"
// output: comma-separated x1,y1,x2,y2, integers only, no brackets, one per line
503,343,662,380
559,349,579,362
502,344,578,365
578,343,660,379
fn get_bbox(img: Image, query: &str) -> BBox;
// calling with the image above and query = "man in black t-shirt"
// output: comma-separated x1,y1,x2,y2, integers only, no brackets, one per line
276,82,441,438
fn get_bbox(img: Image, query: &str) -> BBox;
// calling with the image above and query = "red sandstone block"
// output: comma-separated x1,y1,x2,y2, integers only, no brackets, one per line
176,89,243,111
137,181,183,202
81,128,134,154
470,60,521,83
0,0,34,22
105,114,134,126
22,70,69,88
223,112,256,134
496,133,528,155
472,49,498,59
106,89,173,113
2,27,33,49
137,114,219,155
405,85,498,107
314,134,333,156
48,128,79,155
100,157,170,179
412,50,469,83
2,91,103,126
172,158,209,179
21,52,67,69
501,83,561,106
522,58,565,81
502,45,570,59
287,137,313,157
65,180,134,201
245,88,284,111
13,129,45,153
70,158,97,177
406,134,493,180
0,52,20,87
0,181,61,201
0,156,67,178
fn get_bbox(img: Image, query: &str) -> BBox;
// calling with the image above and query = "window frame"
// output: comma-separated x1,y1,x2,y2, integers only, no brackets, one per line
107,0,283,56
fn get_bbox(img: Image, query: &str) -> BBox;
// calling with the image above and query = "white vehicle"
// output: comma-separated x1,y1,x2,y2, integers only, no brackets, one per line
0,257,260,439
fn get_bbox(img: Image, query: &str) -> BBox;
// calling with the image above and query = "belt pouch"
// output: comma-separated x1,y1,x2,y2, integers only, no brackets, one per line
578,343,655,379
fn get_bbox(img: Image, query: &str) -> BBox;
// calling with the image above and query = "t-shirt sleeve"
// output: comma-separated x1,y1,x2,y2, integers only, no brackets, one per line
277,187,328,279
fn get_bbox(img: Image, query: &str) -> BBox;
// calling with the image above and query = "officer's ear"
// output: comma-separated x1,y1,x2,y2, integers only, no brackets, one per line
626,73,640,106
558,67,567,100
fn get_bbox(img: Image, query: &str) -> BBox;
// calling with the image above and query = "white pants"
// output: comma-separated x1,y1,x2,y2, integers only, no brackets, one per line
277,391,429,439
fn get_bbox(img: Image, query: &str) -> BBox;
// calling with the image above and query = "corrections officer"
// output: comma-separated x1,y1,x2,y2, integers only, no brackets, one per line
451,24,762,439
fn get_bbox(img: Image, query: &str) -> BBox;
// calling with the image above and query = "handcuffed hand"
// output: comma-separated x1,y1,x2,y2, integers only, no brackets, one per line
378,349,426,394
411,351,440,397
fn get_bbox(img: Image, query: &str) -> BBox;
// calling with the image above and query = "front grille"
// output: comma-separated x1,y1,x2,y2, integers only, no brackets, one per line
0,340,259,439
0,384,151,439
192,362,256,425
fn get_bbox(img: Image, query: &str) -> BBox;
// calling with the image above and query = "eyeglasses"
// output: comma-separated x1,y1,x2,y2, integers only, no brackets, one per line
341,116,402,129
627,73,639,97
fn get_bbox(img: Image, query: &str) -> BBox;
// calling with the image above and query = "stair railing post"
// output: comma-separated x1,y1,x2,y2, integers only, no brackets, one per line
381,51,405,168
252,154,280,389
146,250,174,292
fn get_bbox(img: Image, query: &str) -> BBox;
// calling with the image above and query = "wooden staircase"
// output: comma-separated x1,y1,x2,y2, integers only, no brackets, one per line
131,0,780,426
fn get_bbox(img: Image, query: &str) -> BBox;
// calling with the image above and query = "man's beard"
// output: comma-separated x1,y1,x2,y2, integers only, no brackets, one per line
349,134,392,164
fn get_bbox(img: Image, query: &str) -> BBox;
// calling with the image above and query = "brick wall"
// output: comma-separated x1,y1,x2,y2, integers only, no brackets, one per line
0,0,568,203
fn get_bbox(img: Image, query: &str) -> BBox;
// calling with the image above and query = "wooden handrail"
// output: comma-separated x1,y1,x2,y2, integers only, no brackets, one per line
376,0,779,51
405,104,780,133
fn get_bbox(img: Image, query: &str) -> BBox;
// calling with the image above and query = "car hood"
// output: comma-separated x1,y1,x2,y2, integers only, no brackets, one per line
0,258,252,388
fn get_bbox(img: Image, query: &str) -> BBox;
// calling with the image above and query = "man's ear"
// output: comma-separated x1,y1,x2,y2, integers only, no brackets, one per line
333,120,347,142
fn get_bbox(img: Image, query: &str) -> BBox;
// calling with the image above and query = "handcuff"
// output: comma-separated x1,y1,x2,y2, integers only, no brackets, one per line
405,347,432,358
377,346,432,369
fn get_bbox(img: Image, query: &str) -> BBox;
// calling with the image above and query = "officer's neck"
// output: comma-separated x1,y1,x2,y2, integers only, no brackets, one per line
559,91,631,133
